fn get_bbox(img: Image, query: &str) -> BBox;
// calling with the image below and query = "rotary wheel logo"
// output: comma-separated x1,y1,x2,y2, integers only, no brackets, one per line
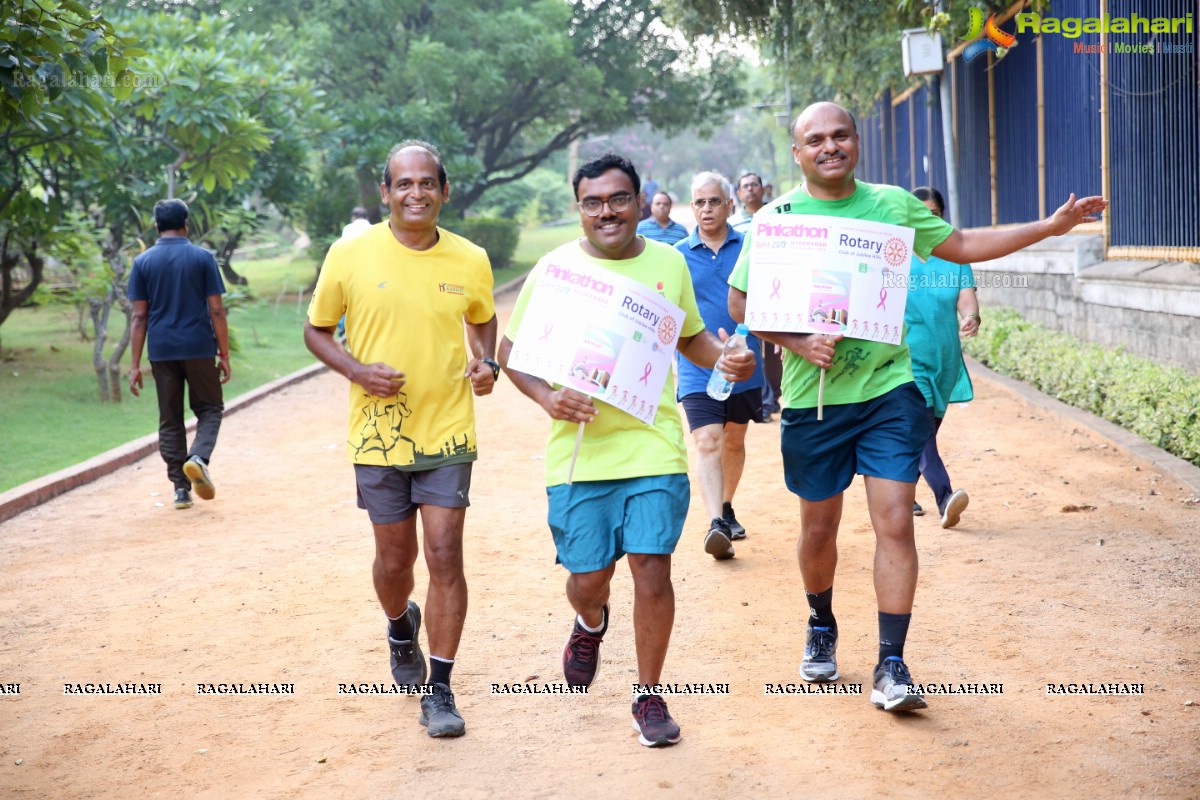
882,237,909,267
656,315,678,346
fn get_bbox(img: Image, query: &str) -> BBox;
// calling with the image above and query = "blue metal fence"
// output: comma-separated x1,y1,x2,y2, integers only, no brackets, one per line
856,0,1199,259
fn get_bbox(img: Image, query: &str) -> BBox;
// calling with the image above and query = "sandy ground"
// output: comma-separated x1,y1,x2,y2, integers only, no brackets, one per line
1,295,1199,800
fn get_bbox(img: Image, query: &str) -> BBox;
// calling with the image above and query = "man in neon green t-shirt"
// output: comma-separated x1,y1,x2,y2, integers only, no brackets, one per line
499,154,755,748
305,140,498,738
729,102,1107,712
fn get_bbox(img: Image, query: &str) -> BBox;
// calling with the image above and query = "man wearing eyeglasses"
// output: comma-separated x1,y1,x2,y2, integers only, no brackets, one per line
675,171,765,561
498,153,755,748
636,190,689,245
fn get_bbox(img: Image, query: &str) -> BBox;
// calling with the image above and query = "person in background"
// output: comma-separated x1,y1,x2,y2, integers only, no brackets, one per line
676,170,765,560
906,186,978,529
128,198,230,511
732,172,782,421
637,191,688,245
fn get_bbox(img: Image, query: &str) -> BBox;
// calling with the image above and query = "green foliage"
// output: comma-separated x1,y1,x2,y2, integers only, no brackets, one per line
0,297,317,491
449,217,521,269
963,309,1200,467
476,168,573,226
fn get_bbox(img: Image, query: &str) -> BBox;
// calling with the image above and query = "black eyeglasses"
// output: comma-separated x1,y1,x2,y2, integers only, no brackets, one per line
578,193,635,216
691,198,727,209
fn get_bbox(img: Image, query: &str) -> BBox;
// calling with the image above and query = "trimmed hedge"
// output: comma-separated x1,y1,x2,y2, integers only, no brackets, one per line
449,216,520,269
962,308,1200,467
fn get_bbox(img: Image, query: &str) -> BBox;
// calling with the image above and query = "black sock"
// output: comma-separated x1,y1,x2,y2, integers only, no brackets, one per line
804,587,836,633
878,611,912,666
387,608,414,642
429,656,454,687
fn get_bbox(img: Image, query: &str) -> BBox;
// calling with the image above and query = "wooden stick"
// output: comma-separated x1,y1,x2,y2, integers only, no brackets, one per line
566,421,586,484
817,368,826,421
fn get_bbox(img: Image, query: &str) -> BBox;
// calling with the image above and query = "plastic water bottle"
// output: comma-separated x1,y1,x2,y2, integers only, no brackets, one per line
706,323,750,401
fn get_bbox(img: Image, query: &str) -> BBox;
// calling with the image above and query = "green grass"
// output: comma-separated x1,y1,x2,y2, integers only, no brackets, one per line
0,224,580,492
0,299,317,492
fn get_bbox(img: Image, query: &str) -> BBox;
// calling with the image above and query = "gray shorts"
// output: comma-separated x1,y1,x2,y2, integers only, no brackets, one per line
353,463,473,524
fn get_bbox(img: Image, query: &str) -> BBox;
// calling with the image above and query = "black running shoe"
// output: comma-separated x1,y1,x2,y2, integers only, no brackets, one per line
419,682,466,737
388,601,428,689
722,502,746,540
562,604,607,687
704,518,734,560
173,488,193,509
631,695,681,747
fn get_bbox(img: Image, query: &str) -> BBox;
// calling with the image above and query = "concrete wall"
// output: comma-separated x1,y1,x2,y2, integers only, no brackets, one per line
970,235,1200,375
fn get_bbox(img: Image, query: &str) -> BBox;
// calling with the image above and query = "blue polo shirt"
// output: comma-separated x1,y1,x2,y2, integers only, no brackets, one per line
128,237,226,361
637,217,689,245
674,224,765,399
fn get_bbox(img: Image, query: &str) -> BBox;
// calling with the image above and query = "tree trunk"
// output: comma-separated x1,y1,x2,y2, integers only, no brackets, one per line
356,169,382,223
88,295,111,403
215,231,248,286
0,237,45,328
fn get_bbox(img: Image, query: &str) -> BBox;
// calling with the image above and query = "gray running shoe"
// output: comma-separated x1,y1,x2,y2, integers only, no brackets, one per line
388,601,428,689
940,489,969,529
631,695,681,747
704,518,735,560
722,502,746,540
799,625,839,682
419,682,466,737
183,456,215,500
871,656,928,712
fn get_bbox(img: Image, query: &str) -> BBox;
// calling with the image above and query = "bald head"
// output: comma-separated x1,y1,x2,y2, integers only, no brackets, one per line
790,102,861,199
790,102,857,143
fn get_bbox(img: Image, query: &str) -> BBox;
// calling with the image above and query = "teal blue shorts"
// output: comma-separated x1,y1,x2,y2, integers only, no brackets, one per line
546,474,691,573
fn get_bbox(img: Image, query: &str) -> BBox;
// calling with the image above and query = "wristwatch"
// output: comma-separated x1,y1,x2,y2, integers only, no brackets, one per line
481,357,501,380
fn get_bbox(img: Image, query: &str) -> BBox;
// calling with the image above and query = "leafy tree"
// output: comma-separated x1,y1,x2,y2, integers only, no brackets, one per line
0,0,143,330
232,0,744,238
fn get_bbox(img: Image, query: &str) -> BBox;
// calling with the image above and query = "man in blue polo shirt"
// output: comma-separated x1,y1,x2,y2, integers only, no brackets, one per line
128,199,231,510
637,191,688,245
675,171,764,561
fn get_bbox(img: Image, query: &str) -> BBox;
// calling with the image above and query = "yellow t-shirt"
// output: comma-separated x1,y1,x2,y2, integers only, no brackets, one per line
308,223,495,469
505,239,706,486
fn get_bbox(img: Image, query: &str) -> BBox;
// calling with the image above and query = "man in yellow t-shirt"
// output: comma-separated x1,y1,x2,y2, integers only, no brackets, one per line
498,154,755,748
305,140,498,739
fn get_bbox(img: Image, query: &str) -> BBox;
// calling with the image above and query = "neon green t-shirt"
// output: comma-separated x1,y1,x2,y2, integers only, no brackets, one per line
308,223,495,469
729,181,953,409
505,239,706,487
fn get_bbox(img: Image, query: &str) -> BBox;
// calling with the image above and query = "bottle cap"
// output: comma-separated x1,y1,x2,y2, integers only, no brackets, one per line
735,323,750,336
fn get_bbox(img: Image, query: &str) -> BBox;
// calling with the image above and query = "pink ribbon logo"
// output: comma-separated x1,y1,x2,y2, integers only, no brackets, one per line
538,322,553,342
769,278,782,299
877,270,889,310
638,363,652,385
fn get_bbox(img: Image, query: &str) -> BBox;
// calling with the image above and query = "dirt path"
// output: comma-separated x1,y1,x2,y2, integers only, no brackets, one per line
2,295,1198,799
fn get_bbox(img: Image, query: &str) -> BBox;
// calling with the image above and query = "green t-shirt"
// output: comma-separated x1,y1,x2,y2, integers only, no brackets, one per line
729,181,954,409
505,240,706,487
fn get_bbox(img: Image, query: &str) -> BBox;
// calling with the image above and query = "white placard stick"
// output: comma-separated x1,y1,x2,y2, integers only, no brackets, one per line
817,368,826,421
566,421,586,485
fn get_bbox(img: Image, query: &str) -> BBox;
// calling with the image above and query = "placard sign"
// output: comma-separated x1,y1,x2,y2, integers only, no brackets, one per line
508,258,685,424
743,214,915,344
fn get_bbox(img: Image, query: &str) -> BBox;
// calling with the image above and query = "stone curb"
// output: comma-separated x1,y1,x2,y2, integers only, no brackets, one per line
965,356,1200,497
0,362,328,525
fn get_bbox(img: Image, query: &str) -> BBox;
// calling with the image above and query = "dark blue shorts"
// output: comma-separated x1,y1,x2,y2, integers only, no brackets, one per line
780,382,929,502
546,474,690,573
679,389,762,431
